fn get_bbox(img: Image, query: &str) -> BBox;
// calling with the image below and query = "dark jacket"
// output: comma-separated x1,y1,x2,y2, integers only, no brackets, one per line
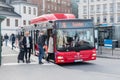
37,35,47,47
4,35,9,40
23,36,32,49
12,36,16,42
1,35,3,46
19,40,24,51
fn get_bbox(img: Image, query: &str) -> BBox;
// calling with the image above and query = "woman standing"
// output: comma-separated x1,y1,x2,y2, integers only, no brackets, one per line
17,36,24,63
46,34,54,63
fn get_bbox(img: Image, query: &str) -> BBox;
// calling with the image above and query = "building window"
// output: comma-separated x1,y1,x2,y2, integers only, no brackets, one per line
83,0,87,3
29,7,31,14
55,6,57,11
91,0,94,2
33,8,36,15
97,17,100,23
96,5,100,13
90,5,94,13
6,19,10,26
23,20,26,25
103,4,107,13
23,6,26,14
58,0,60,4
110,16,114,23
117,15,120,22
110,3,113,12
103,16,107,23
28,21,31,25
15,19,18,27
83,6,87,14
91,17,94,20
48,5,50,9
68,9,70,13
84,16,87,19
52,5,54,10
117,3,120,12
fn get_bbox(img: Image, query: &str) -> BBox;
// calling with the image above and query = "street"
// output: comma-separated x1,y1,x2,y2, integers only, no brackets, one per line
1,44,120,80
61,58,120,77
1,47,120,80
1,0,120,80
0,43,120,80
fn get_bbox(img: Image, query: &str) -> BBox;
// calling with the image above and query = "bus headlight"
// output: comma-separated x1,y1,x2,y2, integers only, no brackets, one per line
57,56,64,59
92,54,96,56
92,50,96,53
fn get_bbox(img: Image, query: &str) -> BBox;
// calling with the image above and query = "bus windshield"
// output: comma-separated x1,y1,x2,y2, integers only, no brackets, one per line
56,28,95,52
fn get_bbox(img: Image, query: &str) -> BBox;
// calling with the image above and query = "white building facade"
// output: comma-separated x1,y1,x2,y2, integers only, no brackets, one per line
78,0,120,25
0,1,21,36
1,16,21,36
1,0,38,36
11,1,38,28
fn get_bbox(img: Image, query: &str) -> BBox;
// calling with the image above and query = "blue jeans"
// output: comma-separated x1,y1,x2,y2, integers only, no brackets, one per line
38,45,45,62
5,39,8,46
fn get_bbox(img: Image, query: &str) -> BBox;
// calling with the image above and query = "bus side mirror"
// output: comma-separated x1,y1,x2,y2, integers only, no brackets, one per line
49,21,53,23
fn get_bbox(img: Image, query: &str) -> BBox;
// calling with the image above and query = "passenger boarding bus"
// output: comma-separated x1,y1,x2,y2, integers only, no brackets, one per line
24,13,96,64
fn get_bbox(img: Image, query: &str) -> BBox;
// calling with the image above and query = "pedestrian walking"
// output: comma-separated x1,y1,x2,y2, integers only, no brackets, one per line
0,35,3,53
1,35,3,47
11,34,16,50
46,34,54,63
37,31,47,64
23,31,32,63
4,33,9,46
17,36,24,63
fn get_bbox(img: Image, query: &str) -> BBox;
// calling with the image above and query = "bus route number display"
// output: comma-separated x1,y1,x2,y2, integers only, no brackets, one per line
58,20,94,28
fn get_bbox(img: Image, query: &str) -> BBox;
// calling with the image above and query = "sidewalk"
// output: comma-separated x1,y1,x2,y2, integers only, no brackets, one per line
1,42,53,66
97,47,120,59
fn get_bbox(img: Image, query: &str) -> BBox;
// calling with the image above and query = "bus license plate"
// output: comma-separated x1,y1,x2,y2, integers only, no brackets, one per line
74,59,83,62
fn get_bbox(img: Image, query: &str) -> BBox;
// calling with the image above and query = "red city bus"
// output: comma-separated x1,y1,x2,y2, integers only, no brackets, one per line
26,13,96,64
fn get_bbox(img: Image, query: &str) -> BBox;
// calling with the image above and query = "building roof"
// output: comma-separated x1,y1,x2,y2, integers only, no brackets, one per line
11,0,37,7
0,1,13,8
0,1,21,17
0,10,21,17
30,13,75,24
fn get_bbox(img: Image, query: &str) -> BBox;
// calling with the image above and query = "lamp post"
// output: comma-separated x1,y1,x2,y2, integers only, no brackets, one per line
42,0,45,14
88,0,90,19
0,16,6,66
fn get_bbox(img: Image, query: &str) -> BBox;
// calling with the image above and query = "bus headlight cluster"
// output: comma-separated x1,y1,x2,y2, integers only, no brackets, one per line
92,54,96,56
57,56,64,59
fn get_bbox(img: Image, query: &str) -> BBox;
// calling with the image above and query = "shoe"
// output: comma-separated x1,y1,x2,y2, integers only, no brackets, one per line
17,60,20,63
47,60,50,63
28,60,31,63
26,60,28,63
39,61,44,64
22,60,24,63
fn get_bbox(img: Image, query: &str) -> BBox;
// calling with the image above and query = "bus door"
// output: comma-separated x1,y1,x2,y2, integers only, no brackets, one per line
47,29,55,61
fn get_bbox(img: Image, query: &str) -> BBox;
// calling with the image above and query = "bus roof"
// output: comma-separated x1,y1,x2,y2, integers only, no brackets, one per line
30,13,75,24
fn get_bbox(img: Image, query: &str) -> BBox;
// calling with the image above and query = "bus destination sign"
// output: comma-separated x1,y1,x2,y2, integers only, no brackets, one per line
58,20,94,28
